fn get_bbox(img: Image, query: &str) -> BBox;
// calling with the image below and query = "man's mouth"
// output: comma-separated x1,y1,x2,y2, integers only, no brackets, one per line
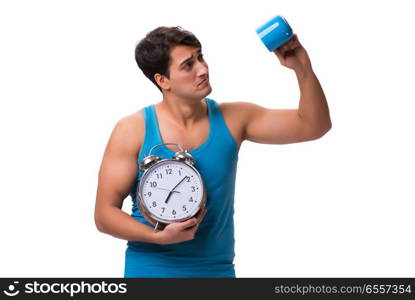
198,78,209,86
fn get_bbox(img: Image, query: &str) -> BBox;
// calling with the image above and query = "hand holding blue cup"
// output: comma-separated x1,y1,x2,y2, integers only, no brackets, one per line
256,15,293,52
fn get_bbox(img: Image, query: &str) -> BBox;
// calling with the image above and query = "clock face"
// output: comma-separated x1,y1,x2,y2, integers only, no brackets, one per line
138,159,205,223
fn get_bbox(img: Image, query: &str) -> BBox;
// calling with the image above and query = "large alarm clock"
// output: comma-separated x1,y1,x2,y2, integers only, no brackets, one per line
137,143,207,231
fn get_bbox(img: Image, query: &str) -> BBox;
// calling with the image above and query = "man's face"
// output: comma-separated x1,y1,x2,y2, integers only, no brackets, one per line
160,45,212,101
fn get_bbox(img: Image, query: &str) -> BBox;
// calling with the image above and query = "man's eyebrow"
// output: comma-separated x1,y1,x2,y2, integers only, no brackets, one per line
179,49,202,67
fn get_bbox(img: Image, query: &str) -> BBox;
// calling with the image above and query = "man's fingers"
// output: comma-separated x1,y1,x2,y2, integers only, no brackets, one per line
179,218,198,230
274,49,286,63
196,209,207,222
183,209,207,230
169,209,207,232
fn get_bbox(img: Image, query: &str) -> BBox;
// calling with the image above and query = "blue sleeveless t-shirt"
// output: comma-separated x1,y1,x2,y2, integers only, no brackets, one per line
124,98,239,278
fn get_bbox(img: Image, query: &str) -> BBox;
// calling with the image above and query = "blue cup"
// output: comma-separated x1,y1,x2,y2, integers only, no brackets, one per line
256,15,293,51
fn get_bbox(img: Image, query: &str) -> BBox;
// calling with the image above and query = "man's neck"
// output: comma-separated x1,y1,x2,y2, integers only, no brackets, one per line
158,95,207,129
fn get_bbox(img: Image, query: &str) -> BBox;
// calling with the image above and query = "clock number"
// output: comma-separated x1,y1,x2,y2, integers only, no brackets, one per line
189,197,194,202
186,177,190,182
166,169,172,175
152,201,157,207
150,181,157,188
172,209,176,215
156,173,163,180
182,205,187,211
191,186,195,192
161,207,166,213
147,191,152,197
178,170,181,176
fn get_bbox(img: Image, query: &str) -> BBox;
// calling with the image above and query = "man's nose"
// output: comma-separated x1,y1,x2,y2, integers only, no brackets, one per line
196,61,209,77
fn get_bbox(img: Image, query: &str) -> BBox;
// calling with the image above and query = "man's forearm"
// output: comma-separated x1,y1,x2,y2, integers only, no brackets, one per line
296,66,332,137
273,34,331,136
95,206,160,244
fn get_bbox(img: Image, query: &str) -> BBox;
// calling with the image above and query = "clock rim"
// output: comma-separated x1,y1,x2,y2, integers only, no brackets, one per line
137,158,207,225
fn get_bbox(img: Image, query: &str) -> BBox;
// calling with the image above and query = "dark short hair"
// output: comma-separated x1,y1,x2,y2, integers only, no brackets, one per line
135,26,202,92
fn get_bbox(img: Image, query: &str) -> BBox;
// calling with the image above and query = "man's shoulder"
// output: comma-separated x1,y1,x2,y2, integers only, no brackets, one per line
215,100,254,147
217,100,256,120
217,100,255,110
119,109,145,127
110,110,145,154
117,109,145,134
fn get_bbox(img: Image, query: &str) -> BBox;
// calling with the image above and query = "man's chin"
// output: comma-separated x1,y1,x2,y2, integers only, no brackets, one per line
192,87,212,101
179,86,213,102
202,85,212,97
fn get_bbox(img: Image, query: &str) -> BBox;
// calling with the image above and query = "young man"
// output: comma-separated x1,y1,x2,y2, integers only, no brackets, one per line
94,26,331,277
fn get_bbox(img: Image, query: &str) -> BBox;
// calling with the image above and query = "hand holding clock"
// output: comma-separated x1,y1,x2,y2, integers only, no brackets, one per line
154,208,207,245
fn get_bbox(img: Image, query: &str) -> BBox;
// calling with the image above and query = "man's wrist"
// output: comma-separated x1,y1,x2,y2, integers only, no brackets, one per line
150,230,165,245
295,64,314,82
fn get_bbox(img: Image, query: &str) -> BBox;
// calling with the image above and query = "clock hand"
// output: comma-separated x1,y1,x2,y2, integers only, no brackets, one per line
164,191,174,204
165,176,188,204
155,187,180,194
171,176,189,192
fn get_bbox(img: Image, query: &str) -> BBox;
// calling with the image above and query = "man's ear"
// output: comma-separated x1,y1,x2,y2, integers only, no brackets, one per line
154,73,171,91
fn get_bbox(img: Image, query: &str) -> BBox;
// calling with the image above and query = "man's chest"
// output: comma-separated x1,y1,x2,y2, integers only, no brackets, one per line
157,105,243,152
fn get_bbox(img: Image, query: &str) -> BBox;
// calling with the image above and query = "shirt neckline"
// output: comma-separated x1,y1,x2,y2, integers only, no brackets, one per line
151,98,215,156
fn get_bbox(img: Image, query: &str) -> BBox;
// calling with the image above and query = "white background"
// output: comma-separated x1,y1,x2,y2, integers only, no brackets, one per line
1,0,414,277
